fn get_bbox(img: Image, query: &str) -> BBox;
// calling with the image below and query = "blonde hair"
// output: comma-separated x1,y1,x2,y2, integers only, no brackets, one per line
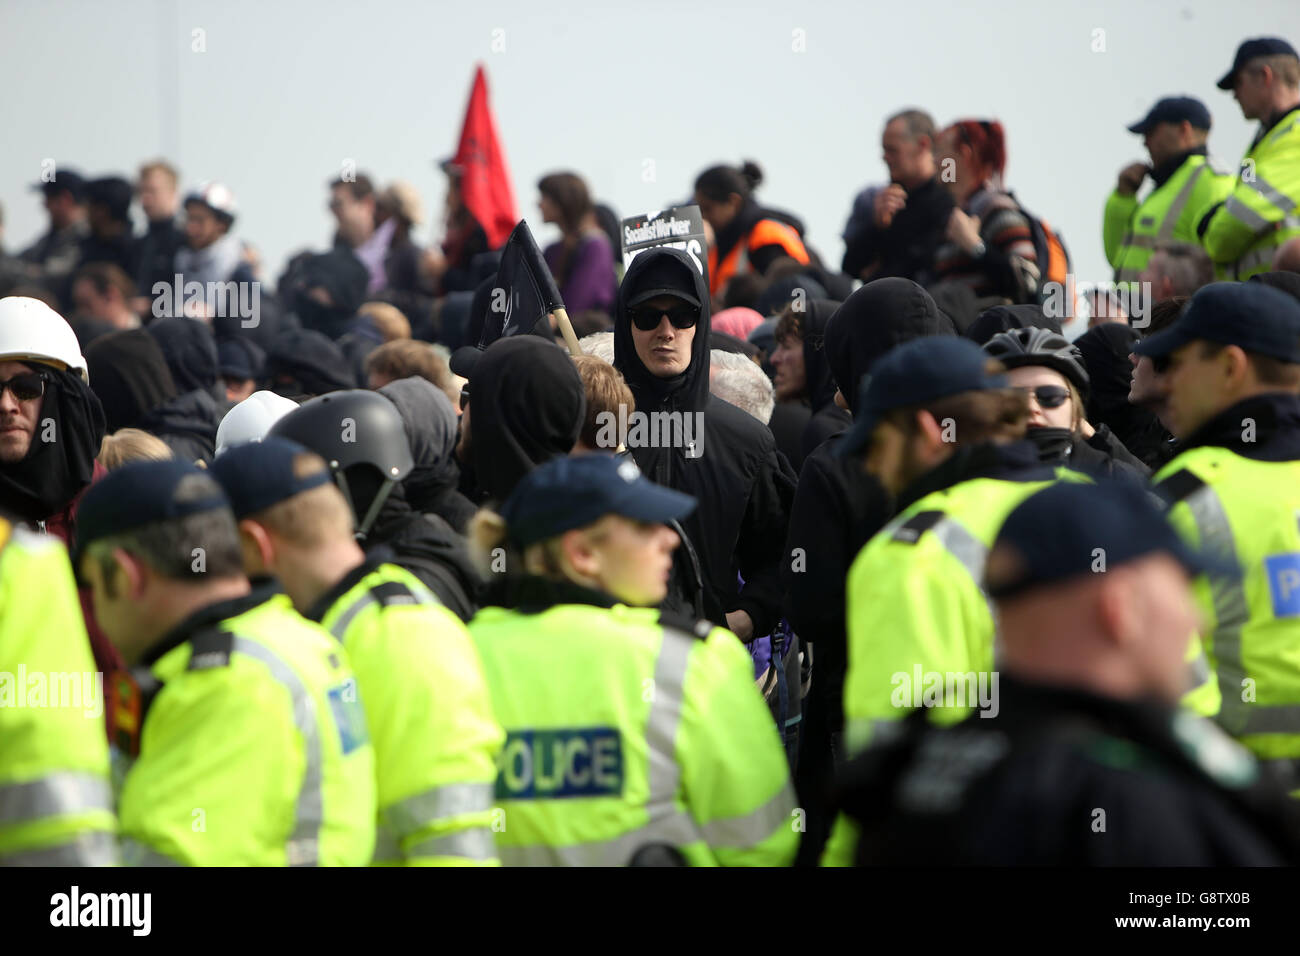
245,453,353,550
365,339,448,388
359,302,412,342
572,355,634,449
98,428,172,470
469,507,609,582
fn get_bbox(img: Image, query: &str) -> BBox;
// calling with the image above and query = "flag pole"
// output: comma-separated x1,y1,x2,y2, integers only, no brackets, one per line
552,307,582,358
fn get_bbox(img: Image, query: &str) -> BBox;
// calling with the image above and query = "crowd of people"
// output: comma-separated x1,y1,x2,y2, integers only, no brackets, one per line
4,35,1300,867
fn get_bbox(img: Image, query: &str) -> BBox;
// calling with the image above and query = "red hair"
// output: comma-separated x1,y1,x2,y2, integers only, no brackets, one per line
950,119,1007,185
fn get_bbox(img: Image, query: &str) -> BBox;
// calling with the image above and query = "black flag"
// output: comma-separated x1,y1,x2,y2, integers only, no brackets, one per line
479,219,564,346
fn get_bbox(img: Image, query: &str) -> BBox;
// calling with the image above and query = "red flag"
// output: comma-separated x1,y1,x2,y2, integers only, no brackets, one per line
449,64,517,249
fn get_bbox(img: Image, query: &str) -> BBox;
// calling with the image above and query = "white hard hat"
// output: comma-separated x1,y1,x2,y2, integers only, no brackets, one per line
0,296,89,382
215,390,299,457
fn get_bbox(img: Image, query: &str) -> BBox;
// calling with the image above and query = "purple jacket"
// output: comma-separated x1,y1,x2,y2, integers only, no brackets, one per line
544,233,617,314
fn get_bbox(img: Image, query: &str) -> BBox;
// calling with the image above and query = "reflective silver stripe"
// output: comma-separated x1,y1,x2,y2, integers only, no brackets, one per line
1224,194,1273,233
1158,163,1209,240
231,637,322,866
1247,173,1299,216
1239,705,1300,736
1181,487,1251,735
378,781,494,851
406,826,496,862
119,836,182,867
645,628,695,825
496,814,702,867
0,772,112,826
372,828,400,862
1122,234,1159,250
1188,646,1211,688
932,517,989,585
328,592,377,640
2,830,119,867
697,781,795,848
1235,245,1276,276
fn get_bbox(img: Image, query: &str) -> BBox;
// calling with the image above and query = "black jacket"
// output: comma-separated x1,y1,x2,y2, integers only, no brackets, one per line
841,177,954,283
365,504,480,623
798,298,851,462
136,217,184,296
1025,425,1150,486
837,676,1300,865
138,387,225,464
614,247,796,639
1164,392,1300,464
1073,322,1174,471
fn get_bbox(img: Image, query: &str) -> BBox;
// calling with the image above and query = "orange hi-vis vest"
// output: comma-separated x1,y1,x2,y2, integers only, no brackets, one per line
707,219,810,296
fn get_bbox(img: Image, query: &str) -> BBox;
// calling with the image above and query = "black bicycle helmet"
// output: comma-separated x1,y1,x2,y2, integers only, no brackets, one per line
982,327,1090,400
269,389,413,538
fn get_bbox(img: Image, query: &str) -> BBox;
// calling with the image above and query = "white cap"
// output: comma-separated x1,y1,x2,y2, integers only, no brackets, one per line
184,181,237,222
215,390,299,457
0,296,89,382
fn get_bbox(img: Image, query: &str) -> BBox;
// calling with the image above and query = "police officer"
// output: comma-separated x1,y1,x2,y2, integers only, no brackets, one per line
834,337,1082,760
210,437,503,866
467,454,797,866
1104,96,1233,286
1200,38,1300,279
269,389,480,621
831,481,1300,865
72,459,376,865
0,520,116,865
1135,282,1300,770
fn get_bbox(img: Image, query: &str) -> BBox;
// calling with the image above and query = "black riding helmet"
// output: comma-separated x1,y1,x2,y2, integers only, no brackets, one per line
982,327,1090,402
268,389,413,539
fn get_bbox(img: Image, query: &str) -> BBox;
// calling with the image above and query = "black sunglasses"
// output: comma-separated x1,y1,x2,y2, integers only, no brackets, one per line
0,371,47,403
630,303,699,332
1017,384,1070,409
459,385,470,411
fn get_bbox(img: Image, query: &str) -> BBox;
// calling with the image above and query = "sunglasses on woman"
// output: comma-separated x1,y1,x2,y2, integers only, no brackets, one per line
629,303,699,332
0,371,47,403
1017,384,1070,409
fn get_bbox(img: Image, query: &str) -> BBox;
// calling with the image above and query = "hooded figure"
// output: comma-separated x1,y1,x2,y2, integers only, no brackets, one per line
378,375,476,533
799,297,853,460
1073,322,1174,471
613,246,795,639
264,328,359,397
782,277,954,863
466,336,585,504
85,329,178,433
139,317,231,463
964,302,1062,347
290,248,370,341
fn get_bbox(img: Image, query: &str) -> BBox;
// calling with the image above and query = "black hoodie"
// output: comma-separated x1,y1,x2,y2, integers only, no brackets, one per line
799,297,852,461
613,247,795,639
378,376,476,533
467,336,585,504
365,501,481,623
141,317,232,461
85,329,178,432
1073,323,1173,471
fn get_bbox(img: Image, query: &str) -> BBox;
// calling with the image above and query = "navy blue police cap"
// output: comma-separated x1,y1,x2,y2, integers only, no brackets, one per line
500,453,697,548
207,436,332,520
1126,96,1211,134
1133,282,1300,362
986,480,1233,600
838,337,1008,457
72,459,231,573
1218,37,1299,90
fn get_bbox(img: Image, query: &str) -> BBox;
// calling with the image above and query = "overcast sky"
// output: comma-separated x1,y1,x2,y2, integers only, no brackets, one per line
3,0,1299,308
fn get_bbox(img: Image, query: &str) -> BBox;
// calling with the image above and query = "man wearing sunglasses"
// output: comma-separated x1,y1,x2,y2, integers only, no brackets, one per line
613,247,795,647
1136,282,1300,766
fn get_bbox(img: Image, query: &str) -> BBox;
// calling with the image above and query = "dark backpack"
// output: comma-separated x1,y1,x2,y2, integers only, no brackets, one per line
1006,191,1073,303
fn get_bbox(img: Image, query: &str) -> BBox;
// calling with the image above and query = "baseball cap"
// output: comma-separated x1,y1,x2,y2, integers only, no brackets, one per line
1217,37,1299,90
72,460,231,574
1126,96,1212,134
30,169,86,202
985,480,1234,600
838,337,1008,457
217,338,265,382
622,252,702,310
500,453,697,548
208,437,332,520
1133,282,1300,362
